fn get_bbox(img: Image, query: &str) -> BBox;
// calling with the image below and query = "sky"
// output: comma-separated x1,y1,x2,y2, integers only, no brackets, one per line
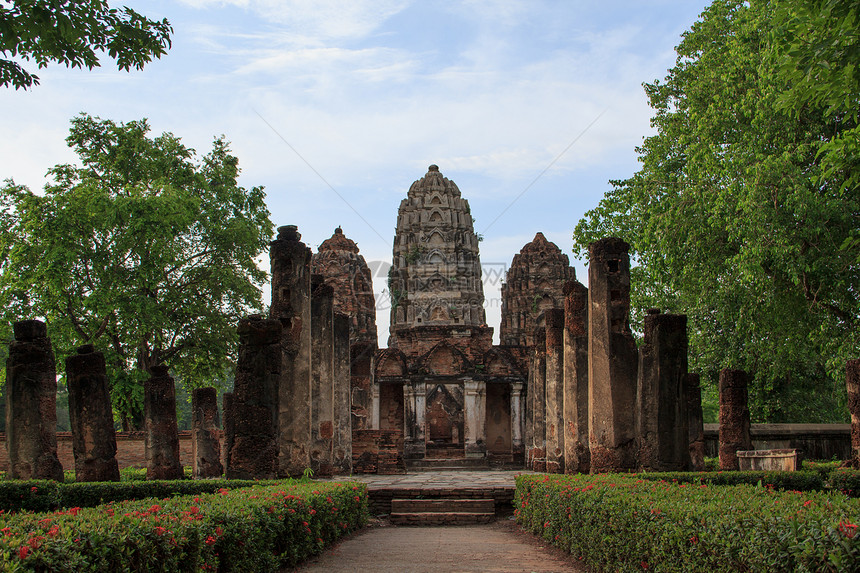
0,0,712,347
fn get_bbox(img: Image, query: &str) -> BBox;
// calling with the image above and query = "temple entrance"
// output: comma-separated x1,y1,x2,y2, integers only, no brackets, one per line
425,383,464,458
379,382,404,432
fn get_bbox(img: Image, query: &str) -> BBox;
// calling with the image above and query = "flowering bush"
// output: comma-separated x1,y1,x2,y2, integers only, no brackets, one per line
0,479,284,513
634,469,824,491
0,481,368,572
516,473,860,572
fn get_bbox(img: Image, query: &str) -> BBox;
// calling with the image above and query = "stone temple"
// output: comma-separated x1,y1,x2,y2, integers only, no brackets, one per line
375,164,532,465
221,163,703,477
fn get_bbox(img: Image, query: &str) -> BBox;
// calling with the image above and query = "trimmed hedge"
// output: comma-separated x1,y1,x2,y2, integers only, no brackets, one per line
0,479,286,514
829,469,860,497
516,473,860,572
0,481,368,572
634,470,825,491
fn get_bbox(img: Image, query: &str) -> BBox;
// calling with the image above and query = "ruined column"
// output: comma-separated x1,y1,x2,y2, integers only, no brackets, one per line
144,365,183,480
5,320,63,481
563,279,590,474
685,373,705,472
464,379,487,458
371,382,381,429
524,358,534,467
310,281,335,477
529,328,547,471
227,316,281,480
332,312,351,474
192,387,223,479
270,225,313,477
350,342,375,431
222,392,234,475
718,368,752,471
403,380,427,459
66,344,119,482
544,309,565,473
846,360,860,468
511,381,524,460
636,310,690,472
588,238,638,473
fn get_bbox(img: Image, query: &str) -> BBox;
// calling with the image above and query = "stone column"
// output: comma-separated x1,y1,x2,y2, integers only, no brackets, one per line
464,379,487,458
636,310,690,472
685,373,705,472
227,316,281,480
371,382,381,430
270,224,313,477
332,312,351,474
529,328,547,471
847,360,860,468
544,309,565,473
310,281,335,477
588,238,638,473
144,365,183,480
524,359,534,467
350,342,375,431
222,392,234,474
563,279,590,474
192,387,223,479
511,381,524,458
5,320,63,481
66,344,119,482
403,382,419,458
718,368,752,471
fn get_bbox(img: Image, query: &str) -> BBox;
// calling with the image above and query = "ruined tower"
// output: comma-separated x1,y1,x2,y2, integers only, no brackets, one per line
500,233,574,347
387,165,490,358
311,227,378,346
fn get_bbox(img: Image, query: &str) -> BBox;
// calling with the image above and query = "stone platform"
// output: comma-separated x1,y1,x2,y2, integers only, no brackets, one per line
320,470,532,519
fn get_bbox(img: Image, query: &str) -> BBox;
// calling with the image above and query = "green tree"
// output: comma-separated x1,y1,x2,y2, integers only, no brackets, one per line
772,0,860,257
573,0,859,422
0,114,273,429
1,0,172,89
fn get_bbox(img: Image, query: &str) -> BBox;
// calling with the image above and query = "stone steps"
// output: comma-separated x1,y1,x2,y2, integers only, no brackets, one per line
389,498,495,525
406,458,490,471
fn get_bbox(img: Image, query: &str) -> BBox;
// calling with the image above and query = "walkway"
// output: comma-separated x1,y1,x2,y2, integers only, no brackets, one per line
294,520,587,572
330,469,533,489
302,470,587,572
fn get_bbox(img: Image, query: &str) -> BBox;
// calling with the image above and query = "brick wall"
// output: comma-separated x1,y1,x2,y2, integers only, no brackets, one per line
0,431,204,472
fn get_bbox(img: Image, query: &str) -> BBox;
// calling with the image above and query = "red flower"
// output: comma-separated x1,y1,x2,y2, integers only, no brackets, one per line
154,526,167,536
838,521,858,539
689,536,699,545
205,536,217,546
641,561,649,570
30,486,38,493
18,546,29,560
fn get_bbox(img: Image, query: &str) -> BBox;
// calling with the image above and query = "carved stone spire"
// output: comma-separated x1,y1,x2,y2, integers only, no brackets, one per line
388,165,486,344
311,227,378,346
500,232,575,347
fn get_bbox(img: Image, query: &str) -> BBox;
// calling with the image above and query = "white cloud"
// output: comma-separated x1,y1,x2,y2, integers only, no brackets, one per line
179,0,410,42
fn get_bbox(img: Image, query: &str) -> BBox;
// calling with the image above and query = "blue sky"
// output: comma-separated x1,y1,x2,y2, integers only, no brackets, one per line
0,0,712,346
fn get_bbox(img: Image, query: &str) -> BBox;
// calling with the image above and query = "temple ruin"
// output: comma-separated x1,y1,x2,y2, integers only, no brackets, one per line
3,163,779,479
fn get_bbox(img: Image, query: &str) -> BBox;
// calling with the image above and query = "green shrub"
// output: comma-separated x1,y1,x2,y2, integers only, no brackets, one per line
0,481,368,572
829,469,860,497
635,470,824,491
0,479,287,513
516,473,860,572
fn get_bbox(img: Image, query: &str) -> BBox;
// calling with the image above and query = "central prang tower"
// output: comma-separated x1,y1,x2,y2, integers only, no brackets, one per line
387,165,491,358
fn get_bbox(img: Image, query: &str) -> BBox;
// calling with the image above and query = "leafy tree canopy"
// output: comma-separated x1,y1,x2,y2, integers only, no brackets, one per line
0,0,172,89
0,114,273,428
573,0,859,422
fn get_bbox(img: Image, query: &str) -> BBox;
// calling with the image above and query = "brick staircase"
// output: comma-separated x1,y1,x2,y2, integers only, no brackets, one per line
405,457,490,471
389,498,495,525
